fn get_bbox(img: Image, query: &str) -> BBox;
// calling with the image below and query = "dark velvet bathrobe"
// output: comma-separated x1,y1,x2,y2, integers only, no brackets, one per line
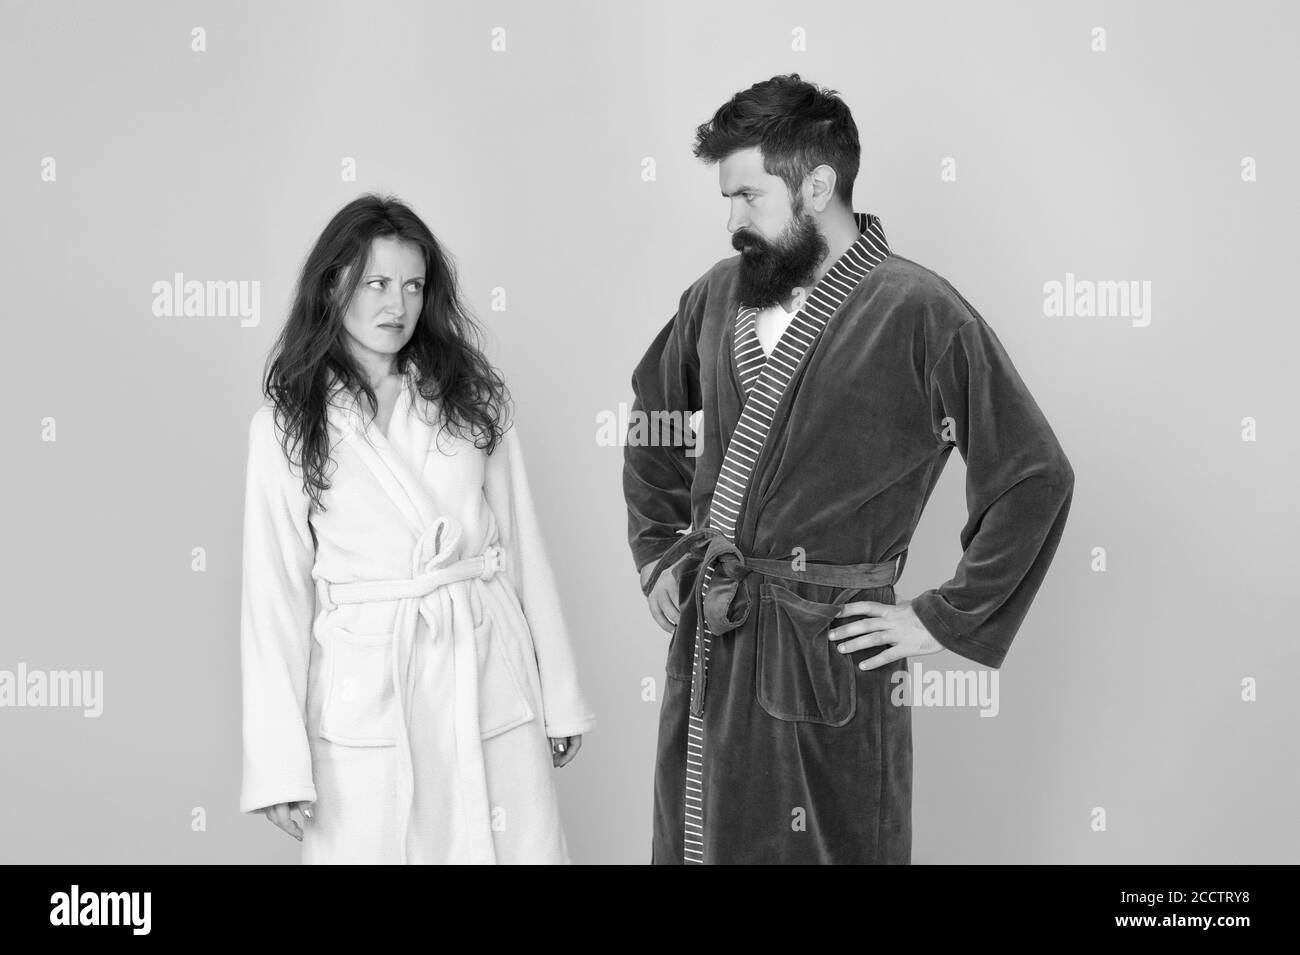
623,213,1075,865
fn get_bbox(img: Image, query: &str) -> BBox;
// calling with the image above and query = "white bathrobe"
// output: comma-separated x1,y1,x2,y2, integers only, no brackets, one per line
238,364,595,864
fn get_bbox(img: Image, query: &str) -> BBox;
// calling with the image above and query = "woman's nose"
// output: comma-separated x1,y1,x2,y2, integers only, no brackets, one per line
384,287,405,315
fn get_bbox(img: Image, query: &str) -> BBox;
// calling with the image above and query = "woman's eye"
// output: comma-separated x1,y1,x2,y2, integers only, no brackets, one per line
368,279,385,289
406,282,423,292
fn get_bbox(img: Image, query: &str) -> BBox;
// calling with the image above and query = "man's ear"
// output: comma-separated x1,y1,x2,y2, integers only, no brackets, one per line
808,164,838,213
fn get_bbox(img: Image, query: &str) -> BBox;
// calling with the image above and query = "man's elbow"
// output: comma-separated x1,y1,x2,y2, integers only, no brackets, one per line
1021,444,1074,497
1047,448,1075,495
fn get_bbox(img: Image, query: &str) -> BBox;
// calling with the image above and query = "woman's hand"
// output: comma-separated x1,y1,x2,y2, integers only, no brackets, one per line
550,735,582,768
263,801,313,841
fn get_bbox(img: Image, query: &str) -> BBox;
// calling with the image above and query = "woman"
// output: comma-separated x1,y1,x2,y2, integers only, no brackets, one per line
238,194,594,864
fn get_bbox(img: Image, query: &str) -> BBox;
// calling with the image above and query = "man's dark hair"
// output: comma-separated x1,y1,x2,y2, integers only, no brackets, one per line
693,73,861,207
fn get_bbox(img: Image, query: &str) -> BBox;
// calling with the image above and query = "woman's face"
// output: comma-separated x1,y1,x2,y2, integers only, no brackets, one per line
339,235,425,371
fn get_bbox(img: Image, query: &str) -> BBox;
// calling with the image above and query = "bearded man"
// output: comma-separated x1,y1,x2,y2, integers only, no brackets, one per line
623,74,1075,864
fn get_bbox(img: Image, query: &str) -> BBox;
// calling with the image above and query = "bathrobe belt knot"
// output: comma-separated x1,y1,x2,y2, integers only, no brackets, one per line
642,526,906,715
323,515,506,864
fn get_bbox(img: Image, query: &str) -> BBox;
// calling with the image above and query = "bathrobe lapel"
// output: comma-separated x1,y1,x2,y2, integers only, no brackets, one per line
327,365,442,531
679,212,892,863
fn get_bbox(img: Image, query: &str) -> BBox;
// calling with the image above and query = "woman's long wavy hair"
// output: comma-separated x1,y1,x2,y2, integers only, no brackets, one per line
263,194,510,511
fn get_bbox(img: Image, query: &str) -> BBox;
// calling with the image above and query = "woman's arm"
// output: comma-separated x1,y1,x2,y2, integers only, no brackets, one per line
484,423,596,741
238,405,319,814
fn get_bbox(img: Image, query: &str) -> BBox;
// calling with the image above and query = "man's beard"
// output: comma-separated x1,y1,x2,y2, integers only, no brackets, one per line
732,204,829,309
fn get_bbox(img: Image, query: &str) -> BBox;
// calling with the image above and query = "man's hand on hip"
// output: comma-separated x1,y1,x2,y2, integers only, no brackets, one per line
827,596,943,670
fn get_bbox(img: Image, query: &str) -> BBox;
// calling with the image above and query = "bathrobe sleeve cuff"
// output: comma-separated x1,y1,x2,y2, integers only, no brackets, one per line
239,780,318,816
543,715,597,739
910,591,1009,669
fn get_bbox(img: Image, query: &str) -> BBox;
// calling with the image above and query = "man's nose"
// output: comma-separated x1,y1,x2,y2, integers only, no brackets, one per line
726,201,749,236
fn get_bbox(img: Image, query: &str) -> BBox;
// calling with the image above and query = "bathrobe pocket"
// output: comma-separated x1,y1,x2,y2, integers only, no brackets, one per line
475,614,536,740
318,626,397,747
755,582,856,726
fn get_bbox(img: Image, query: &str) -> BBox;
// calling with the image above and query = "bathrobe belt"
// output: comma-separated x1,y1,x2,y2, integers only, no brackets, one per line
642,526,906,716
323,516,505,865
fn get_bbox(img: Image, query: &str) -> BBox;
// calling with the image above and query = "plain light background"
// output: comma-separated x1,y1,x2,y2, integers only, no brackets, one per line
2,0,1296,864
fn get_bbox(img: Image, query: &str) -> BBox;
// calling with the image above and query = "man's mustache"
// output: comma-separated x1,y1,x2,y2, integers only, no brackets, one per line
732,230,770,253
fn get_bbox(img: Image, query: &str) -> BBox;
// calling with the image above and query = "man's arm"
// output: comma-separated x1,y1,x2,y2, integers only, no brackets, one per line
622,281,706,576
909,312,1075,669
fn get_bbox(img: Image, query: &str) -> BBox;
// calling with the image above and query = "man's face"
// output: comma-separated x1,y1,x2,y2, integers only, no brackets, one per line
719,146,828,309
